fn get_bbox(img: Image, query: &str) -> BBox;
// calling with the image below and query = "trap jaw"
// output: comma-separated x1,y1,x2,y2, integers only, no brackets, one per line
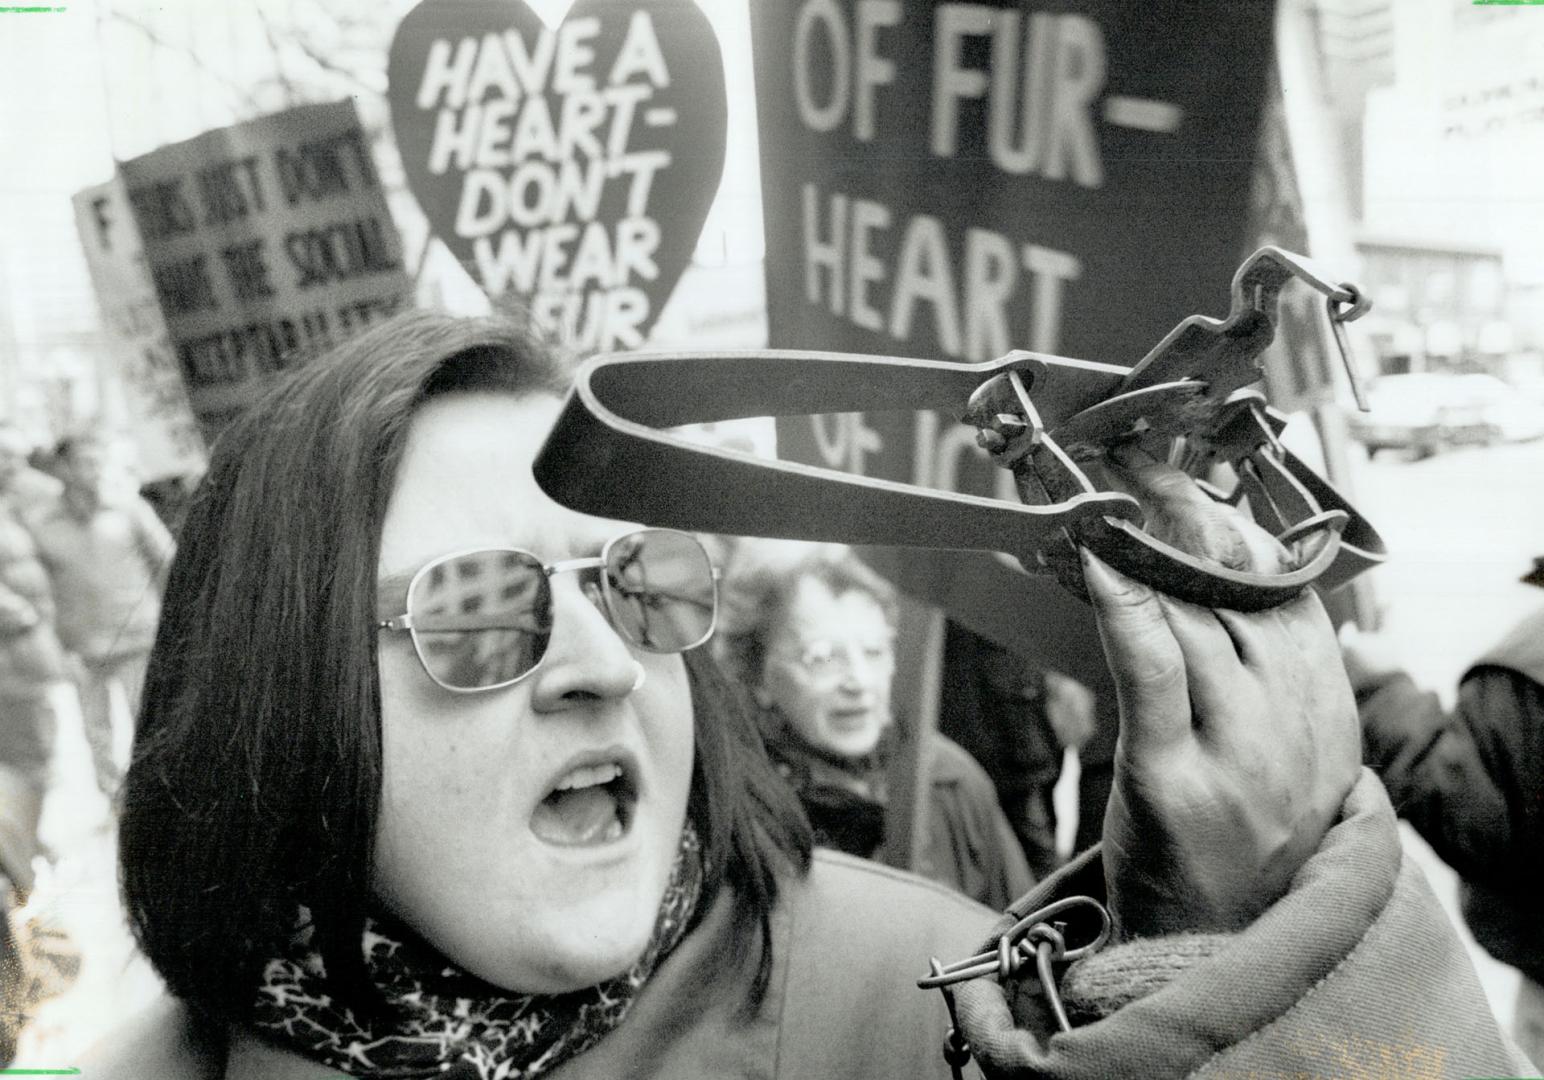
533,246,1385,613
961,246,1383,610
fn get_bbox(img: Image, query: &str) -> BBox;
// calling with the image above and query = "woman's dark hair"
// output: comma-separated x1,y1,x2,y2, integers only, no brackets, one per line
715,543,899,690
120,309,811,1024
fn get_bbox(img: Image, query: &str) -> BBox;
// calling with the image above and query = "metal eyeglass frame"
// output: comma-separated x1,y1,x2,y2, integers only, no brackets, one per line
771,635,898,687
377,527,720,694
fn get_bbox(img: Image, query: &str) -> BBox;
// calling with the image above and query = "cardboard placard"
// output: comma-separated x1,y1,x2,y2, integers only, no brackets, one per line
115,100,410,440
72,177,207,482
387,0,727,351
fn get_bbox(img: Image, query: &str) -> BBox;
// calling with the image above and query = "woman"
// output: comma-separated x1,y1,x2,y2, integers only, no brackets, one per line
89,311,1529,1079
716,544,1033,909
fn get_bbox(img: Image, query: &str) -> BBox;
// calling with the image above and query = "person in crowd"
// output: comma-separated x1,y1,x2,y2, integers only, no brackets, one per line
0,497,70,1062
86,311,1529,1079
27,431,174,796
1344,606,1544,1065
715,544,1034,909
138,473,201,538
0,502,67,891
938,623,1096,878
0,424,61,525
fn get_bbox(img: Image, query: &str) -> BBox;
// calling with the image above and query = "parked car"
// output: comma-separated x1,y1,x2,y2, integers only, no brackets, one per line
1346,372,1544,459
1459,373,1544,444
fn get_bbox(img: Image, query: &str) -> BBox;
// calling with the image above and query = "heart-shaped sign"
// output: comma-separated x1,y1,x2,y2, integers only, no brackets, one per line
388,0,726,351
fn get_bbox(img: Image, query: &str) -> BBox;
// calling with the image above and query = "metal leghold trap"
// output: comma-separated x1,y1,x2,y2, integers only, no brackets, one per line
534,246,1385,611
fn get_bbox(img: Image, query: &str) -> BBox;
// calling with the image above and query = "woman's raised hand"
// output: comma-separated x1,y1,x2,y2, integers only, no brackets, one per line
1085,452,1360,939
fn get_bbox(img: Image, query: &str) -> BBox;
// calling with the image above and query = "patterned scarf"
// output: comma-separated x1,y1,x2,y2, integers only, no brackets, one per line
252,824,703,1080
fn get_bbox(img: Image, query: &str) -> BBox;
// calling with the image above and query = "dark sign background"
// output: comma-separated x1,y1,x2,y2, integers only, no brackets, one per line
751,0,1279,686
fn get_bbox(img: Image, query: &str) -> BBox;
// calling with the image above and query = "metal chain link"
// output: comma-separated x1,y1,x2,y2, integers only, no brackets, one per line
919,896,1112,1074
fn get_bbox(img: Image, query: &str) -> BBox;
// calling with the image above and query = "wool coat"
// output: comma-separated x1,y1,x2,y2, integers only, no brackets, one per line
85,775,1535,1079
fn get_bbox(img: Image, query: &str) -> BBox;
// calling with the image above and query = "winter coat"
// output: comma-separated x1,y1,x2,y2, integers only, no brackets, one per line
0,504,65,701
1359,606,1544,984
26,489,174,662
0,505,66,891
950,772,1535,1078
83,777,1534,1079
916,734,1036,910
0,465,61,526
767,723,1034,910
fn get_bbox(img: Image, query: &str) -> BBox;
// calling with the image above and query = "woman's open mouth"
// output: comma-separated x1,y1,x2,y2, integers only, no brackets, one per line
530,758,639,847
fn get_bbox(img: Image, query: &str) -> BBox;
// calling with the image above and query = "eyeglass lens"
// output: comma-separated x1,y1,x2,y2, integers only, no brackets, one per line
796,639,896,684
407,531,716,690
601,530,716,654
409,549,552,690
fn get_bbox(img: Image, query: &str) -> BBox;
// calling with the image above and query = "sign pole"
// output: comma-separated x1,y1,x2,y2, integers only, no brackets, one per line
880,598,945,872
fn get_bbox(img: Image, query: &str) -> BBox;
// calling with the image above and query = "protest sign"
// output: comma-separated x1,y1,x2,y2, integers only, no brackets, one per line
751,0,1281,685
72,176,206,482
386,0,727,351
116,100,410,440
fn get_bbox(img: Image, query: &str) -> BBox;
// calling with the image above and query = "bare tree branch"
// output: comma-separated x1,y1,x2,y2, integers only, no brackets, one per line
286,33,384,97
107,9,265,114
254,6,302,107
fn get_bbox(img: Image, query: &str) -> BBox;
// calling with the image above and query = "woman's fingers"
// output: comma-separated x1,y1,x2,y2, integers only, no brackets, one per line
1083,460,1363,942
1155,596,1245,729
1103,447,1289,575
1213,589,1332,670
1214,591,1360,766
1080,550,1190,755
